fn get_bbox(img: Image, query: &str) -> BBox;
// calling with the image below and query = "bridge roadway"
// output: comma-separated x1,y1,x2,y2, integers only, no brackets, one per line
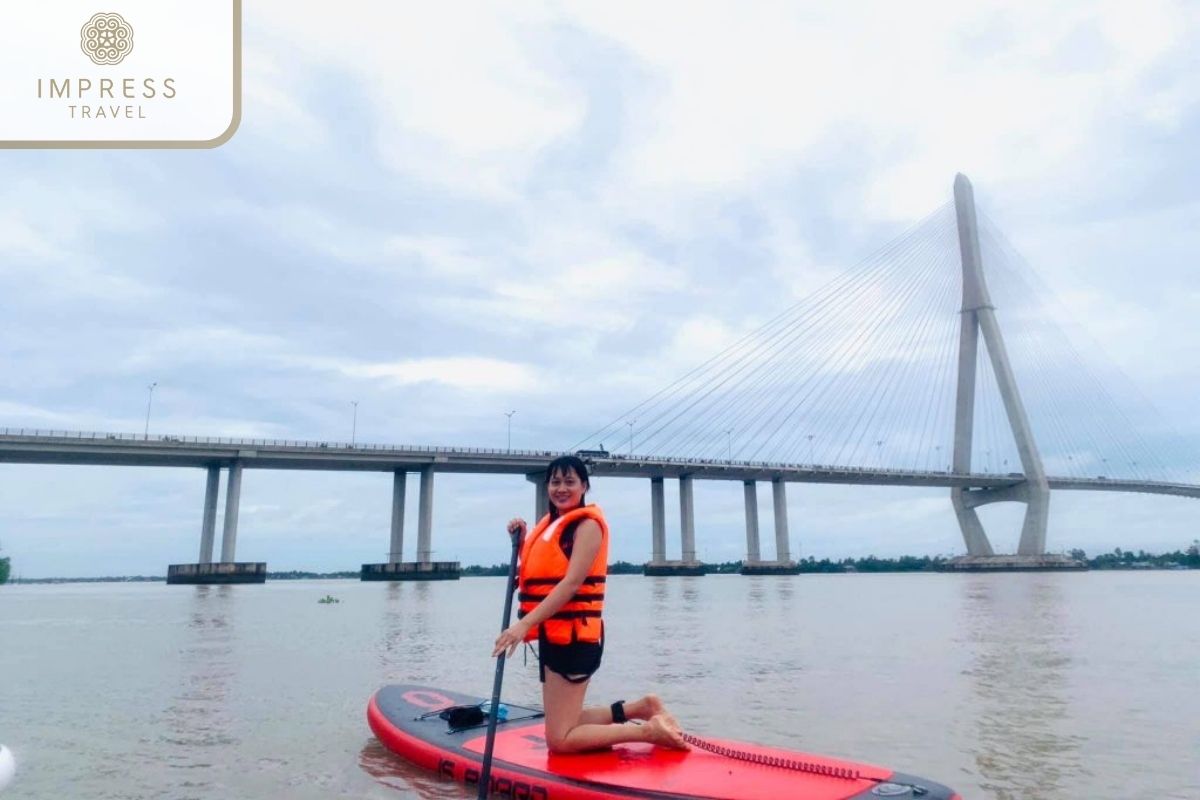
0,429,1196,498
2,429,1197,580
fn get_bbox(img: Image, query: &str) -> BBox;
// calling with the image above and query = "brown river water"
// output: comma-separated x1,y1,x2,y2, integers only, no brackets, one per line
1,572,1197,799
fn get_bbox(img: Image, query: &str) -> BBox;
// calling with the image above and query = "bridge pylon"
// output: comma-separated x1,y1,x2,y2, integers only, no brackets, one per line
950,174,1051,558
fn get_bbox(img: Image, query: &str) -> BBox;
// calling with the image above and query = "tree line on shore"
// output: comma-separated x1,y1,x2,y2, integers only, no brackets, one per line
6,544,1197,583
462,544,1200,576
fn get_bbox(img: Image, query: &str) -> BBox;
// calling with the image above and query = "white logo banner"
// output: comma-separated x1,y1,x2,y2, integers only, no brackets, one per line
1,1,240,147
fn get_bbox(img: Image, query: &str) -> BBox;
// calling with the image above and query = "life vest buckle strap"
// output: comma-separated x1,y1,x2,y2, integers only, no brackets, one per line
548,609,603,620
522,576,604,589
522,577,562,587
519,592,603,605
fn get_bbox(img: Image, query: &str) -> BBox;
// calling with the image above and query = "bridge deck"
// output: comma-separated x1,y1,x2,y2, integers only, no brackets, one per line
2,430,1196,499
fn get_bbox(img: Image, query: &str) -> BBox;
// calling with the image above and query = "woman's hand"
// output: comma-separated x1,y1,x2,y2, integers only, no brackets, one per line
492,619,531,658
506,518,527,538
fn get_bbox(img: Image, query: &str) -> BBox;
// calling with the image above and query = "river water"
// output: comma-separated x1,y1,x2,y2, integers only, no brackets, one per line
0,572,1196,800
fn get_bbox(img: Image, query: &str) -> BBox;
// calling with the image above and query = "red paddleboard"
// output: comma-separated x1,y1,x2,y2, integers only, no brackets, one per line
367,685,960,799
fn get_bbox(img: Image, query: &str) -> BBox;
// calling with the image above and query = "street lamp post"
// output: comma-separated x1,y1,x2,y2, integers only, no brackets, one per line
725,429,733,462
807,434,814,465
505,410,516,452
626,419,636,456
351,401,358,446
143,382,157,440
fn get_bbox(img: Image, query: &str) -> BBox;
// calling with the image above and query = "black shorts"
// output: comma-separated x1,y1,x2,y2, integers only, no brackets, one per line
538,624,604,684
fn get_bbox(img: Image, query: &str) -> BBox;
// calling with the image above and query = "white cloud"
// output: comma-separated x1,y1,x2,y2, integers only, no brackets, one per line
0,213,65,262
230,0,1200,232
489,252,685,327
0,401,79,427
332,355,543,393
563,2,1195,222
119,326,289,370
661,316,743,365
252,1,585,199
0,178,165,300
116,322,550,394
241,45,330,151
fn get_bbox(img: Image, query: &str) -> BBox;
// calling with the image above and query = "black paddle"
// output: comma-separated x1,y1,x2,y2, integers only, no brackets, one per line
478,526,522,799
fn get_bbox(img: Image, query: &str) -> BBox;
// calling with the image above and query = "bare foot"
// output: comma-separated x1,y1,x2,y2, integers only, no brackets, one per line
641,695,682,733
643,714,690,750
623,696,684,738
643,694,667,717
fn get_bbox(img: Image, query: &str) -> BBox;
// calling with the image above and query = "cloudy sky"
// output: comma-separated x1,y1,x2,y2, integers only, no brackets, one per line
2,1,1198,578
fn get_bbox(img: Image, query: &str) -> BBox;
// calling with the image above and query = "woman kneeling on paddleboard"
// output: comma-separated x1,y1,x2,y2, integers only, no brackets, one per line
492,455,688,754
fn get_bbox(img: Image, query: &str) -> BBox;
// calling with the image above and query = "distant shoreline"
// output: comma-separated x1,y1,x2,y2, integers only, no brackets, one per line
6,548,1196,584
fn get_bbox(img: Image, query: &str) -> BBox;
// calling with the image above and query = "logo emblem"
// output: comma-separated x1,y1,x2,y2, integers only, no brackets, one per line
80,12,134,65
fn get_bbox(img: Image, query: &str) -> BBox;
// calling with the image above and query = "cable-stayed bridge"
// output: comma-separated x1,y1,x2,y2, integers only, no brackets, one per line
573,174,1197,570
2,175,1195,580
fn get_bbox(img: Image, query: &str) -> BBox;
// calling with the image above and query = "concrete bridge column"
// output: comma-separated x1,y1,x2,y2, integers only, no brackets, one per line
680,475,696,563
198,466,220,564
645,475,705,576
389,471,406,562
651,477,666,562
772,478,791,563
522,471,547,523
535,477,548,521
743,480,761,562
220,461,243,562
167,461,265,584
739,479,800,575
360,466,458,582
417,465,434,564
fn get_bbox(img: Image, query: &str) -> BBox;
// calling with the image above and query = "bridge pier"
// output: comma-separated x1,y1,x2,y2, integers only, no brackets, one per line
198,466,219,564
772,479,791,562
168,461,266,584
362,467,459,581
534,473,548,521
741,478,800,575
743,480,761,562
416,466,433,562
680,475,696,562
389,470,406,561
220,461,242,562
645,475,706,576
651,477,666,561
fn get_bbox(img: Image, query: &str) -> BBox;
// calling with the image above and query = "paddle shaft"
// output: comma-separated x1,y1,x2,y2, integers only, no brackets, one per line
478,529,521,799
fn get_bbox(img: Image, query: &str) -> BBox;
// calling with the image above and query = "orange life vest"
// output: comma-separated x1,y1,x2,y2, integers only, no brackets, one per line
516,504,609,645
